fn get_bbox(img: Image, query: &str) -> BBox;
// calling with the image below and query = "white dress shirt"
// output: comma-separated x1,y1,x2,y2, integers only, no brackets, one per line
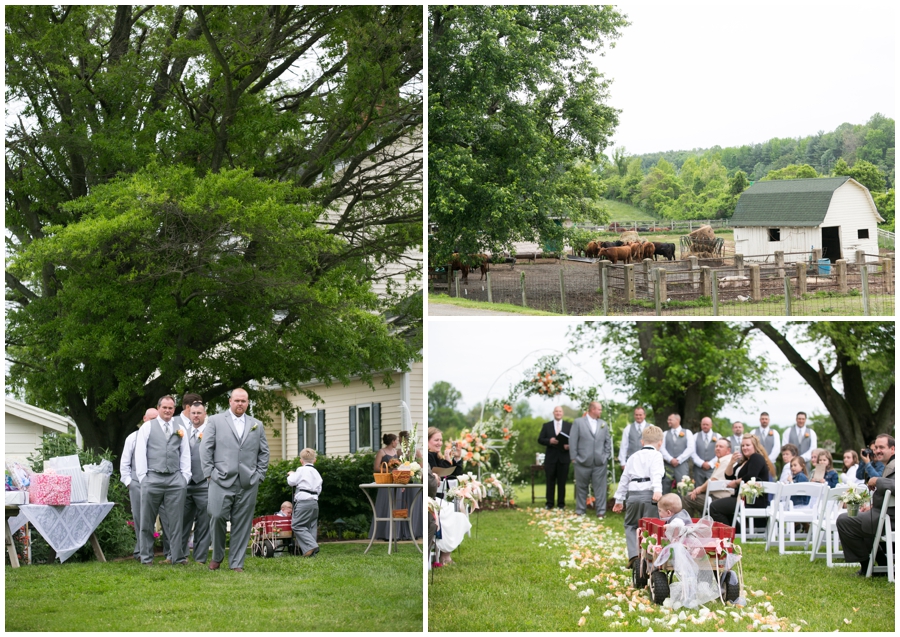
134,417,192,483
287,463,323,501
779,464,793,483
793,426,817,462
661,427,695,464
841,465,865,487
753,425,781,464
553,420,563,436
690,430,719,468
587,417,598,436
231,411,246,439
618,422,646,466
120,430,139,487
614,446,665,503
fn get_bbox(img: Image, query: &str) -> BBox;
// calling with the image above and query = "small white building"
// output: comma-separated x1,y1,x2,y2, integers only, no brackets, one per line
4,399,74,460
731,177,883,263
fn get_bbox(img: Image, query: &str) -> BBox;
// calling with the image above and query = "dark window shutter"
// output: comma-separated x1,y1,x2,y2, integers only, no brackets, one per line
317,409,326,455
297,412,305,454
372,403,381,450
349,406,357,453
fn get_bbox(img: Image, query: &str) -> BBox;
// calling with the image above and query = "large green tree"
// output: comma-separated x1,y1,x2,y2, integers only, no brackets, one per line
5,6,423,459
428,5,627,261
751,322,894,452
568,322,771,430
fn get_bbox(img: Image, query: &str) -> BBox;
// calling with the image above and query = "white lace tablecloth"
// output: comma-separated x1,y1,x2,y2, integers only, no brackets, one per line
8,503,115,562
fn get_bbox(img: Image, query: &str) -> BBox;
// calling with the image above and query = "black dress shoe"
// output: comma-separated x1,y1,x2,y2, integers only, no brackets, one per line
545,505,553,510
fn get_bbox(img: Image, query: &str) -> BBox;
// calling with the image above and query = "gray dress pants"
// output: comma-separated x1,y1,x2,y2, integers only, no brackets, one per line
139,471,186,564
291,499,320,555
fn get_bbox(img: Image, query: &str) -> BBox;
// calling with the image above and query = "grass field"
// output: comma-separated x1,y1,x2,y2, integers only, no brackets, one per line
429,490,894,632
600,198,658,222
6,543,423,631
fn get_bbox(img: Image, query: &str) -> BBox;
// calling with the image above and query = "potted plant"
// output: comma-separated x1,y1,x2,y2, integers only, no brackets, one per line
838,485,871,517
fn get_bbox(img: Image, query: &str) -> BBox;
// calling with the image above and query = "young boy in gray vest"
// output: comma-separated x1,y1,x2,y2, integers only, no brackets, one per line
287,448,323,557
612,425,665,567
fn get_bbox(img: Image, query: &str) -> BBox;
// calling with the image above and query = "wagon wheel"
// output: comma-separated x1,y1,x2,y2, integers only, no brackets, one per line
649,570,670,605
720,570,740,602
632,558,649,589
264,539,276,558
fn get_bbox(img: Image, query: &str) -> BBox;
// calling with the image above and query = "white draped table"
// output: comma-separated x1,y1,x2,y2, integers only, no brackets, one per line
6,502,114,565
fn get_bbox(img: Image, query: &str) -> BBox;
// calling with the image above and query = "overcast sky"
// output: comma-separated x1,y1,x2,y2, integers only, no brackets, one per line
427,319,834,427
597,2,896,155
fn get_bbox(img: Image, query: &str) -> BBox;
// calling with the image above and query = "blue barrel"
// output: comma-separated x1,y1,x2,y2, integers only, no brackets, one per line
818,258,831,275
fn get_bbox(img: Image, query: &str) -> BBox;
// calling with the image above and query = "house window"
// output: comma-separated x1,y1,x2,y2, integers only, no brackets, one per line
303,411,317,451
858,229,869,239
349,403,381,453
297,409,325,454
767,228,781,241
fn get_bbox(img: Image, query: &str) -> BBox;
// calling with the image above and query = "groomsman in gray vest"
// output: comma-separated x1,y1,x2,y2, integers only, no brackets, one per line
201,387,269,572
134,396,191,565
120,407,157,560
661,413,694,494
691,417,719,486
181,400,211,564
618,406,648,470
727,421,744,452
751,412,781,466
786,411,816,468
569,401,612,518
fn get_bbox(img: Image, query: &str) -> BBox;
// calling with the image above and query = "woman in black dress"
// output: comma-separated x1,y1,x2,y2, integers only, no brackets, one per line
370,434,401,541
709,434,775,527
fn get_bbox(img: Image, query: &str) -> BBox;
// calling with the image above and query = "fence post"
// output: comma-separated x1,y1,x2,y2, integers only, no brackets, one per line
882,257,894,294
735,253,744,277
486,271,493,303
783,276,792,316
643,258,653,298
813,248,822,263
856,249,866,267
775,250,785,279
711,270,719,316
861,265,870,316
700,266,712,297
520,271,527,307
654,269,661,316
624,264,635,302
447,267,452,293
601,265,609,316
836,259,848,293
559,268,567,314
658,268,667,305
454,271,460,298
795,261,807,295
689,256,699,291
750,264,761,301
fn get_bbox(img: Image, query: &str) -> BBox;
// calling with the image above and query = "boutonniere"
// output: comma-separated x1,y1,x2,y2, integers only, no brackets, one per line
197,432,203,441
250,424,258,432
711,435,717,441
768,430,774,436
176,429,185,438
678,431,685,437
804,432,809,438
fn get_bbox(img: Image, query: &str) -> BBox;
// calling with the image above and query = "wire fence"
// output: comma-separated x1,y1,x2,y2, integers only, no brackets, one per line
428,250,895,316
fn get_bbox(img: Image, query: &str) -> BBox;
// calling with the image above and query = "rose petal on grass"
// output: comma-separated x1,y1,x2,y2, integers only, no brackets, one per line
577,616,586,627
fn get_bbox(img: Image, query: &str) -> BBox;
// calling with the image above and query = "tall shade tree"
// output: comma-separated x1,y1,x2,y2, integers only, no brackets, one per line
428,5,627,261
5,5,423,459
568,322,771,430
751,322,894,451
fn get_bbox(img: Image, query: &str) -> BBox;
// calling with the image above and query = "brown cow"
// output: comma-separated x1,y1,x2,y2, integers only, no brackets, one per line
642,242,656,260
585,241,601,258
599,246,632,264
449,253,490,282
629,241,643,261
473,253,490,280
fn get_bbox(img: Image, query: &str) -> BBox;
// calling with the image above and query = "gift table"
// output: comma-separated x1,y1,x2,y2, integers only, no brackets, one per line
359,483,423,555
6,502,114,567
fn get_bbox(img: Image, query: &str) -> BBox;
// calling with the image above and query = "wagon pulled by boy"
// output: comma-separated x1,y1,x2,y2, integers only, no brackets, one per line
632,517,744,608
250,515,297,558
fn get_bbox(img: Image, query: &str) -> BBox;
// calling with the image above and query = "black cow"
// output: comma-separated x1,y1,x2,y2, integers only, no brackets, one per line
652,242,676,261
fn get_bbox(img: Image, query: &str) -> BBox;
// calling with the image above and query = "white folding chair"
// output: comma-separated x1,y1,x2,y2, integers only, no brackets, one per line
732,481,780,543
767,482,827,554
866,491,894,581
810,485,854,566
701,480,730,518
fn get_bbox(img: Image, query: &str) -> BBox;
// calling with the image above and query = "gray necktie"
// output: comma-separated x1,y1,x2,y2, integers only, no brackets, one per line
191,428,197,442
163,421,170,437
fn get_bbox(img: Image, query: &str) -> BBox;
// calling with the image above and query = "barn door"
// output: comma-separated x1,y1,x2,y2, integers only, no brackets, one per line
821,226,841,261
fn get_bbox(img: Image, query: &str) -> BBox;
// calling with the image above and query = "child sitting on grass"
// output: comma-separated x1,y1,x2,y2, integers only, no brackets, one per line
287,448,323,557
612,425,665,568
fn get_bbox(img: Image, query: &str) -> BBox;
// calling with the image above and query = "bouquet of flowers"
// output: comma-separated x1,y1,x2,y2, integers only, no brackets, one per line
427,497,442,518
739,478,765,504
400,423,420,464
446,472,487,510
676,475,694,497
838,485,871,515
482,474,505,498
444,428,491,468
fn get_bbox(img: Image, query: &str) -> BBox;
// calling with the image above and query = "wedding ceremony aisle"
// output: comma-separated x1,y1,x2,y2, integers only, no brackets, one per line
427,502,894,632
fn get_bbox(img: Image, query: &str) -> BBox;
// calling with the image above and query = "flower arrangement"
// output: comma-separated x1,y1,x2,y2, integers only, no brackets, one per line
509,354,572,400
483,474,505,498
400,423,420,464
838,486,871,507
446,472,487,510
739,478,765,503
427,497,442,517
387,458,402,470
443,429,490,467
676,475,694,496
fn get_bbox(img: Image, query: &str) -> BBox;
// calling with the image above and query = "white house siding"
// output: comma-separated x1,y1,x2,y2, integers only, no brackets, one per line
823,182,880,261
4,414,70,459
733,227,818,261
264,360,424,461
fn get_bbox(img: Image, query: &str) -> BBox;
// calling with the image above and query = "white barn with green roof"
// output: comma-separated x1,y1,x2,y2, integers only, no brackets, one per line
731,177,882,264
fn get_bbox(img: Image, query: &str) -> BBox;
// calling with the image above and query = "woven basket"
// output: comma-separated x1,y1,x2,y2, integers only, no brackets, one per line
392,469,411,485
392,509,409,519
374,462,393,484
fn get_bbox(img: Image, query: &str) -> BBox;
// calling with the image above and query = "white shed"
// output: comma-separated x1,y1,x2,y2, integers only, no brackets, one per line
731,177,883,263
4,399,75,460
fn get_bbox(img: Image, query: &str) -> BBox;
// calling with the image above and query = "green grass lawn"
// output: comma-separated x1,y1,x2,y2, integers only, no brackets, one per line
6,543,423,631
428,294,559,315
429,500,894,632
600,199,658,222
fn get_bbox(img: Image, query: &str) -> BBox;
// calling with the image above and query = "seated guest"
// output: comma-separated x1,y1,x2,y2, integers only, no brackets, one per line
840,450,865,487
778,444,800,483
682,438,735,518
810,450,839,488
657,493,692,525
275,501,293,518
428,427,468,566
836,434,895,576
787,457,811,507
856,441,886,482
709,434,775,528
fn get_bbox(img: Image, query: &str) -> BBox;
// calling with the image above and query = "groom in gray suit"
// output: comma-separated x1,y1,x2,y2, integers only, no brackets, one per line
569,401,612,518
201,387,269,571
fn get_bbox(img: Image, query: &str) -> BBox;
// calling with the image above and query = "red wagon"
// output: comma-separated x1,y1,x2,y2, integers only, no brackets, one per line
633,518,743,605
250,515,296,558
